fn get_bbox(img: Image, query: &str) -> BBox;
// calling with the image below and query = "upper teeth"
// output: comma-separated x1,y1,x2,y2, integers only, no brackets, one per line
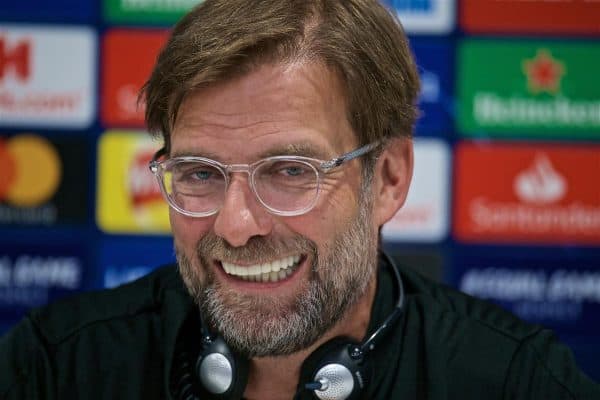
222,255,301,277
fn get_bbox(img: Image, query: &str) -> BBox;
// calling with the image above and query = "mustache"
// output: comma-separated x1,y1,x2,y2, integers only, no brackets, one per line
195,232,317,264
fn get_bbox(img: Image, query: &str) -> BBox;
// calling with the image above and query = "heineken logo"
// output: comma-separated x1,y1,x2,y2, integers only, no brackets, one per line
522,49,565,95
473,94,600,127
120,0,199,11
458,41,600,137
104,0,203,23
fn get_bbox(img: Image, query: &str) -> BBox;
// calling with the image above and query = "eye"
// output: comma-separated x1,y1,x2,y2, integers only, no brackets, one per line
171,163,222,184
191,169,214,181
266,161,311,177
280,165,306,177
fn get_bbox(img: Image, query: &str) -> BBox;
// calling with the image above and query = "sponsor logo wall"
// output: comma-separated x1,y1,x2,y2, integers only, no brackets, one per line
101,29,169,127
0,0,97,22
0,25,96,129
99,237,174,288
0,133,89,225
461,0,600,35
382,138,450,242
410,38,453,136
458,40,600,138
385,0,455,34
0,244,89,326
454,143,600,245
97,130,170,233
0,0,598,381
449,246,600,379
104,0,203,24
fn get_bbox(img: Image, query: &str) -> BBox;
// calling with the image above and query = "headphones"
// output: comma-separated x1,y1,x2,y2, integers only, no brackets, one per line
172,252,405,400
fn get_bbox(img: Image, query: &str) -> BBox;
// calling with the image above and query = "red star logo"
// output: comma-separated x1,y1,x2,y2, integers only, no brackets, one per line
522,49,566,95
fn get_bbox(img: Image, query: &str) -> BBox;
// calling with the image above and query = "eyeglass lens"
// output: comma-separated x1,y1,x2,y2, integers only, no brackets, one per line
161,159,320,214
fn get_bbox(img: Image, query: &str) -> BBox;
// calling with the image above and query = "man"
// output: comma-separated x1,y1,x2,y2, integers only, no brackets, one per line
1,0,598,399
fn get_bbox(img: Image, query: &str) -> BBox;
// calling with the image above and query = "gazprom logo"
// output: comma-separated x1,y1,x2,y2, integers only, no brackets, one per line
391,0,433,12
387,0,454,34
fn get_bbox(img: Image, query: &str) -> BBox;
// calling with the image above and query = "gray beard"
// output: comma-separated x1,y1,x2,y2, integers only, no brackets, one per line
176,196,377,358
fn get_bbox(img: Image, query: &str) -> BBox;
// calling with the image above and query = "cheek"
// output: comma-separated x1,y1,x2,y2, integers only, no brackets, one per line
284,202,351,252
170,209,213,250
315,181,362,226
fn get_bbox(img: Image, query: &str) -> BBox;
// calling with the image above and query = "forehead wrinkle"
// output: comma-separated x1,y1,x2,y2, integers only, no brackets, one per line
175,72,311,132
170,63,354,162
174,113,288,134
175,68,338,134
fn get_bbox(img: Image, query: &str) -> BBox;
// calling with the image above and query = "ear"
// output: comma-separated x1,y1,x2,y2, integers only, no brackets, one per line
372,138,413,228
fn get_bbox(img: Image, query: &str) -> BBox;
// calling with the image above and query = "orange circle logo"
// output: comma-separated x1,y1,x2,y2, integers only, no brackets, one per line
0,135,62,207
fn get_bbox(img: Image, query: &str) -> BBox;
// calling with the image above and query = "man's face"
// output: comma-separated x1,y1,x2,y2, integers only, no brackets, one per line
170,62,380,357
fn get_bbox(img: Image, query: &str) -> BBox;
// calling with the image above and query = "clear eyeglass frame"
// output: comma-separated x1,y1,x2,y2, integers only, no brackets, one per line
148,141,380,217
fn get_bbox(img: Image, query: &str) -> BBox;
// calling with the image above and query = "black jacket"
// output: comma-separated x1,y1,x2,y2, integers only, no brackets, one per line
1,262,598,399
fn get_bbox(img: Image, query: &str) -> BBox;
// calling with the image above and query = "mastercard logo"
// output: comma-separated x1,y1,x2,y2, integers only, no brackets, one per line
0,135,62,207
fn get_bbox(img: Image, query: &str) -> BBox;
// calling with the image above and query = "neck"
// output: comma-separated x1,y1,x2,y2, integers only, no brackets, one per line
242,274,378,400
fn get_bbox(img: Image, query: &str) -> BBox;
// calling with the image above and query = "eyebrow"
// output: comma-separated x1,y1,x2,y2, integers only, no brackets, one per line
260,143,329,159
170,142,331,161
170,149,221,159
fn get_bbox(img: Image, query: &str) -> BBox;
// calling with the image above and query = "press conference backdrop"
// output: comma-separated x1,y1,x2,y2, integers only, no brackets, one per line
1,0,599,380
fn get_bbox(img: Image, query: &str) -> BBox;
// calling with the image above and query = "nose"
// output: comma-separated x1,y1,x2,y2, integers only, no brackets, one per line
213,173,273,247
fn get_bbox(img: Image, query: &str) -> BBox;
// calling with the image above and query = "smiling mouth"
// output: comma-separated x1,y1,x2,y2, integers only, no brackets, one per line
220,255,303,283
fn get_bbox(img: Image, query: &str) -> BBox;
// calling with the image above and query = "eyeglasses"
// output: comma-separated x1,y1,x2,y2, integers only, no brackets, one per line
149,141,379,217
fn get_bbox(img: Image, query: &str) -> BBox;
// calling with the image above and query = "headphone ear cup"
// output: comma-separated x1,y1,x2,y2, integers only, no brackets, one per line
195,335,249,400
298,337,371,400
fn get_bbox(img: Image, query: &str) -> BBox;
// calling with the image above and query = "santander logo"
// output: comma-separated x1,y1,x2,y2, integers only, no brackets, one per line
454,143,600,245
513,153,567,205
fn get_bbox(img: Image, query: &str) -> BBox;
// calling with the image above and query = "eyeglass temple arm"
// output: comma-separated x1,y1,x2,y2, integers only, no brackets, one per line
321,141,380,171
149,147,168,172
